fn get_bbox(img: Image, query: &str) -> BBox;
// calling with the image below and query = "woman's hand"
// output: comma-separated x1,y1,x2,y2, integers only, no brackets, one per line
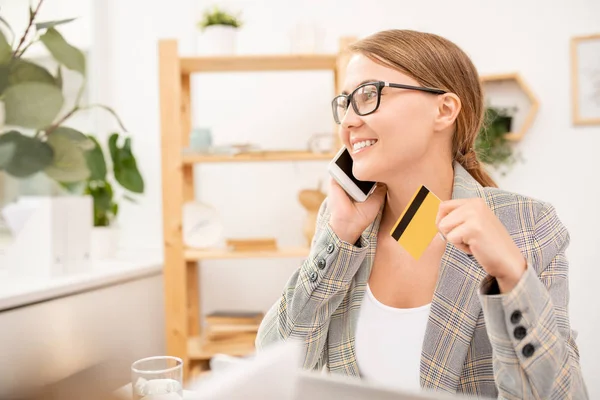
328,178,387,244
436,198,527,293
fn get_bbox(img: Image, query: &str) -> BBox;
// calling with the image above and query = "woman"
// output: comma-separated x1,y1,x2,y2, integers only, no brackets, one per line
256,29,587,399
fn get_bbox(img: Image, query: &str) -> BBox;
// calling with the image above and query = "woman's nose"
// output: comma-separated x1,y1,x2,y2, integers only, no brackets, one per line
341,105,363,130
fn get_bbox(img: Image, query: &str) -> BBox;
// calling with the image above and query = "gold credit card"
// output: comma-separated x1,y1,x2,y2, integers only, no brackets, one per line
390,185,441,260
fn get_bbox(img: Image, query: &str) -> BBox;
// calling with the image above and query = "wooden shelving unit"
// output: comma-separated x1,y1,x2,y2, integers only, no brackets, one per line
158,38,353,379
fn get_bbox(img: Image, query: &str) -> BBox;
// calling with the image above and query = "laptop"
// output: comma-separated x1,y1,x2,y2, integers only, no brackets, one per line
188,342,485,400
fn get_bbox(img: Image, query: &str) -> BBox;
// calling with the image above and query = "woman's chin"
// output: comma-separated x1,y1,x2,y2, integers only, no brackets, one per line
353,165,379,182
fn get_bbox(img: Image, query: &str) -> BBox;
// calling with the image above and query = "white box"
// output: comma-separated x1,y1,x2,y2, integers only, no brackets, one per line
64,195,92,274
1,195,93,277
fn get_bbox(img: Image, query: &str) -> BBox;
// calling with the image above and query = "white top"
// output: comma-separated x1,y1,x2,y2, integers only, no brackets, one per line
355,283,431,393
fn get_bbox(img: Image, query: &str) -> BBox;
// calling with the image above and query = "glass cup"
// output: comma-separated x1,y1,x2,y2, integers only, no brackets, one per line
131,356,183,400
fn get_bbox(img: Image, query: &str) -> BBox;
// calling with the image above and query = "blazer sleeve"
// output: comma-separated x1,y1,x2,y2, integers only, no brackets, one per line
478,202,589,399
255,198,369,370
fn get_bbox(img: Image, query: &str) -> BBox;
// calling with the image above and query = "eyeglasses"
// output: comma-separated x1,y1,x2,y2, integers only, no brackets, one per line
331,81,447,124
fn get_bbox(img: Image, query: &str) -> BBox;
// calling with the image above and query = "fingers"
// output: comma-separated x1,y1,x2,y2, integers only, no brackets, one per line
437,204,466,236
366,182,387,204
444,222,472,254
329,177,346,196
373,182,387,198
435,198,467,225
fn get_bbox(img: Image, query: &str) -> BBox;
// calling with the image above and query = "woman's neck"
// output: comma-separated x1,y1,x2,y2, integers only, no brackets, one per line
380,160,455,231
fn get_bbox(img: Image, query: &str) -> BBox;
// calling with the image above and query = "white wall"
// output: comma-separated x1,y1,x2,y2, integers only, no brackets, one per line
74,0,600,396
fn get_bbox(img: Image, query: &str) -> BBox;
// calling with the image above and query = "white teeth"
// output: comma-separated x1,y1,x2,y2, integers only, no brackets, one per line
353,140,376,152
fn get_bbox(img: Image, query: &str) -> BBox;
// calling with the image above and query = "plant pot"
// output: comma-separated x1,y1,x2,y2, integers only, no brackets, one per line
90,225,118,260
197,25,238,55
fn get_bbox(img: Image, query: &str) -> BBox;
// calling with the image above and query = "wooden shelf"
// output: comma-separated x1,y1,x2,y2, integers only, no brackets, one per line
182,150,336,164
188,335,256,361
185,246,310,261
180,54,337,74
480,72,539,141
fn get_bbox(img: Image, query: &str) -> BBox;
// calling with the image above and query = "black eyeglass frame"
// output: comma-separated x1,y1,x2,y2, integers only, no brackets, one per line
331,81,447,124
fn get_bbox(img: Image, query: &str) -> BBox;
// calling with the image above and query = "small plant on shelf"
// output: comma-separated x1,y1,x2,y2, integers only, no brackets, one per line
475,106,522,174
197,6,243,31
195,5,243,55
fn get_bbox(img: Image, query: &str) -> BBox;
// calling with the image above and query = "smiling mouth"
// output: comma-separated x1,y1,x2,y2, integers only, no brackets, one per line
352,139,378,153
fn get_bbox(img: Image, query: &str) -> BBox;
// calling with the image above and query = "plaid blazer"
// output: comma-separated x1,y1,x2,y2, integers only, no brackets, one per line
256,163,588,399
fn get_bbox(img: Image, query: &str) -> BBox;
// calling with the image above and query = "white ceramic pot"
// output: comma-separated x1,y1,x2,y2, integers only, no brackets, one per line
197,25,238,55
90,226,118,260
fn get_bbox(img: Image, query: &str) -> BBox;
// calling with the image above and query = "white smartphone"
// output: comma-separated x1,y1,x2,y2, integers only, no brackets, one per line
328,146,377,202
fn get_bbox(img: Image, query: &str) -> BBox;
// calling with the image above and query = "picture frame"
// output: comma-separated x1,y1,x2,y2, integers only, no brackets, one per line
571,33,600,125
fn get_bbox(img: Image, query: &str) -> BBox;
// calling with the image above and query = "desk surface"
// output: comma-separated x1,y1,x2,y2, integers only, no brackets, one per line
114,384,195,400
0,252,162,312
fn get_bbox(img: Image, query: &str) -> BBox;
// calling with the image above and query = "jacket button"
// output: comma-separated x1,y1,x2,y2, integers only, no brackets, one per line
514,326,527,340
309,271,318,282
317,258,326,269
326,243,335,254
510,310,522,324
522,343,535,358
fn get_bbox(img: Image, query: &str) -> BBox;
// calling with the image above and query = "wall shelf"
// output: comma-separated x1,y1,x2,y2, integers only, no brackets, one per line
180,54,338,74
181,150,336,164
184,246,309,261
480,72,539,141
188,335,256,361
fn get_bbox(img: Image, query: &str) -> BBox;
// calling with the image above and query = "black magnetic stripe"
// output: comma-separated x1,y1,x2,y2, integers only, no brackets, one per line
391,186,430,241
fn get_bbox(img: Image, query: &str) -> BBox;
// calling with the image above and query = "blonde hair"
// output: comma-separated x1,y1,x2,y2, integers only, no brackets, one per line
349,29,497,188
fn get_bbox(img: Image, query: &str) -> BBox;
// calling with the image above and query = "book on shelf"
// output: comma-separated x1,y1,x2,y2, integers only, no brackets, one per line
203,310,264,344
205,310,264,326
201,332,258,351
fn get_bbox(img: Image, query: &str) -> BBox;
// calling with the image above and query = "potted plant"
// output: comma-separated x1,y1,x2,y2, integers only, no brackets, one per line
0,0,125,186
196,5,243,55
0,1,142,266
475,106,522,175
85,133,144,259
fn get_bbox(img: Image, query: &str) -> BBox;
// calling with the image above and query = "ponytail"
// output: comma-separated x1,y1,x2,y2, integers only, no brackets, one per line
455,148,497,188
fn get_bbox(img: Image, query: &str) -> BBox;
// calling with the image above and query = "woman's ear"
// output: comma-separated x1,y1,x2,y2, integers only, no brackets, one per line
434,93,461,132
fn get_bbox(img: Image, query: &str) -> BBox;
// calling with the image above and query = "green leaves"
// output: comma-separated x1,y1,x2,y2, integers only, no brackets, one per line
198,6,243,31
85,135,107,180
35,18,77,31
55,65,63,89
0,15,15,47
8,59,57,86
44,127,92,182
0,141,16,169
0,26,12,64
85,179,116,227
40,27,85,75
108,133,144,193
3,82,64,129
0,65,9,95
0,131,54,177
475,107,518,169
0,59,56,97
